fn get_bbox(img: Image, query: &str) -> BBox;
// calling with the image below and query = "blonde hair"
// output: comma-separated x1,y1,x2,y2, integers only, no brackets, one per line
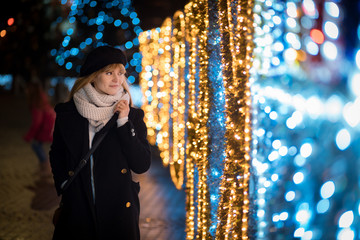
69,63,133,106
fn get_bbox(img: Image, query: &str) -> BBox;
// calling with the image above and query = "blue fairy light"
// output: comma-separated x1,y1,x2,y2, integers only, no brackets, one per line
338,211,354,228
121,8,129,16
271,173,279,181
305,39,319,55
125,41,133,49
316,199,330,214
300,143,312,158
54,0,143,81
97,25,104,31
50,49,57,56
324,21,339,39
96,16,104,25
337,228,355,240
129,12,137,19
69,16,76,24
127,75,135,84
70,48,79,56
285,191,295,201
132,18,140,25
114,19,122,27
335,129,351,150
321,41,338,60
293,172,304,184
65,62,73,70
58,58,65,66
95,32,103,40
121,22,129,29
67,28,74,35
294,155,306,167
90,1,97,7
320,181,335,199
324,2,340,18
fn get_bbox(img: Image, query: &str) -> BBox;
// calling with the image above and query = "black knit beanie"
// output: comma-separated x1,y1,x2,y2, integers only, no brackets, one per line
79,45,127,77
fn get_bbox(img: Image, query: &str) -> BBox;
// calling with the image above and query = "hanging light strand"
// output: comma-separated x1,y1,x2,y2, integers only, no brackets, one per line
157,18,173,166
185,2,198,239
139,29,160,146
216,0,254,239
194,0,212,239
169,10,187,189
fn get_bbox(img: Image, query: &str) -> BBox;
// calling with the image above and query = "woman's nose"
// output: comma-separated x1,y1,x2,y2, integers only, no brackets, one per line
113,74,121,82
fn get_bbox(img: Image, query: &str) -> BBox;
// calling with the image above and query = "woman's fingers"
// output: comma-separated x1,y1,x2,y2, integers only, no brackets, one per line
114,100,129,118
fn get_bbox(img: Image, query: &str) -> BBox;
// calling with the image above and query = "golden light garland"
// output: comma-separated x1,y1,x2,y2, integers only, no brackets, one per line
215,0,254,239
139,29,160,145
193,0,212,239
169,10,187,190
139,0,255,239
157,18,173,166
184,2,197,239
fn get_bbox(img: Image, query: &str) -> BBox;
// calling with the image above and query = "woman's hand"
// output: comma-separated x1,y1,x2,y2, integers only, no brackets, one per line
114,100,130,118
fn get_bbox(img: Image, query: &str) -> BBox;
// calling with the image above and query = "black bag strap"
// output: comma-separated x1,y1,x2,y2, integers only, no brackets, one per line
60,112,119,194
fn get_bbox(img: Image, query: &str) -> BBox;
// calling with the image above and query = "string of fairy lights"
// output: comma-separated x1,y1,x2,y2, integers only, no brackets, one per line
215,0,254,238
169,11,187,190
140,0,360,239
184,2,198,238
53,0,143,82
140,0,254,238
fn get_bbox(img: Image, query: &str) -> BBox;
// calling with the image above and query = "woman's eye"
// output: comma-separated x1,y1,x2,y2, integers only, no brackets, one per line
106,72,112,75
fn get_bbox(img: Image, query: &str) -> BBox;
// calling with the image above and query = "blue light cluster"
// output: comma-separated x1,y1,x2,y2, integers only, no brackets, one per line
252,0,360,239
53,0,143,81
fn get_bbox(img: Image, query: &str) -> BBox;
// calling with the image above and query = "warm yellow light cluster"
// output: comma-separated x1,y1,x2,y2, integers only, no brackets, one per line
169,11,187,189
185,0,212,239
184,3,197,239
215,0,254,239
139,28,160,146
157,18,172,166
139,14,187,188
139,0,254,239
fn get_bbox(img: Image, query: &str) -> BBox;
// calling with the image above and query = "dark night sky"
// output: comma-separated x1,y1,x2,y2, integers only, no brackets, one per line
0,0,189,31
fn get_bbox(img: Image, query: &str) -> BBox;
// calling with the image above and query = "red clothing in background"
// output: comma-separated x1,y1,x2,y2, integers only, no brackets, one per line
24,91,56,143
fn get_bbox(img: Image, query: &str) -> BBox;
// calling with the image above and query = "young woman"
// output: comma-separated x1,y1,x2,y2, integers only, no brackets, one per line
24,81,55,176
49,46,151,240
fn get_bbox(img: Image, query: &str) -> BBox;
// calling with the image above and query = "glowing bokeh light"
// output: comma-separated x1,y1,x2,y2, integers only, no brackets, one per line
310,29,325,44
335,129,351,150
338,211,354,228
320,181,335,199
324,21,339,39
7,18,14,26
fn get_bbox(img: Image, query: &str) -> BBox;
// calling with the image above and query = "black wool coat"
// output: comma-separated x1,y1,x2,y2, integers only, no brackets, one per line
49,99,151,240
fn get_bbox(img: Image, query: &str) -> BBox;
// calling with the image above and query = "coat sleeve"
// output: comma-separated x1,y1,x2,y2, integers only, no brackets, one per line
49,116,69,195
116,108,151,174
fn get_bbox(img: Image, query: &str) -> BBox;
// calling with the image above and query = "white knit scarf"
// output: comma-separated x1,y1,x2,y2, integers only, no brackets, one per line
73,83,130,132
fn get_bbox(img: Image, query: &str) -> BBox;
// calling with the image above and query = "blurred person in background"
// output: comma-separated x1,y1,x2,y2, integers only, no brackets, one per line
23,81,56,176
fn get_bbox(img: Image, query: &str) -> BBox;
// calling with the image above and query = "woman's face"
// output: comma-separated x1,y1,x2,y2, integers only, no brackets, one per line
93,65,126,95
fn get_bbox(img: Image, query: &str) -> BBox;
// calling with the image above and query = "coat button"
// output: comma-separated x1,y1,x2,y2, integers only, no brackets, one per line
132,132,135,136
126,202,131,208
68,171,74,176
121,168,127,174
